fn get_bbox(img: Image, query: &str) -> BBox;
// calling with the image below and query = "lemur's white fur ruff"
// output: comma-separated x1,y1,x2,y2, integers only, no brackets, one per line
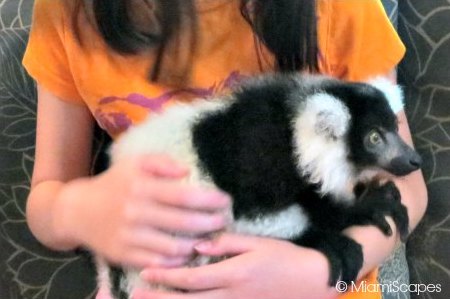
368,77,404,114
292,93,355,202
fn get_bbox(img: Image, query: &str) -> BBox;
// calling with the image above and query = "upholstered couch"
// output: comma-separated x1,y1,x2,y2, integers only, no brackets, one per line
0,1,448,298
397,1,450,298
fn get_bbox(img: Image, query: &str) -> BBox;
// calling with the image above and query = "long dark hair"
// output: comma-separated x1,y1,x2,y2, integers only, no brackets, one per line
74,0,318,81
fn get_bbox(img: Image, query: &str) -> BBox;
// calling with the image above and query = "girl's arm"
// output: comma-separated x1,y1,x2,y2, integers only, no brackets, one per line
26,84,95,250
26,84,231,268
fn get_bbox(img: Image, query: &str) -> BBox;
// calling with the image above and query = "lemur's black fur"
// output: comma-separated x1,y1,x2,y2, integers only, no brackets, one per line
109,267,127,299
193,79,305,219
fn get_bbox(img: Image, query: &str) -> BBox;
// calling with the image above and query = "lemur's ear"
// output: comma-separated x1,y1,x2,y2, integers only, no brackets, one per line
299,93,351,140
368,77,404,114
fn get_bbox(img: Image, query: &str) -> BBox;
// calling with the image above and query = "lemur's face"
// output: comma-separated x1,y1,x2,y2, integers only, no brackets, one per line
346,84,422,177
295,77,422,179
362,127,421,176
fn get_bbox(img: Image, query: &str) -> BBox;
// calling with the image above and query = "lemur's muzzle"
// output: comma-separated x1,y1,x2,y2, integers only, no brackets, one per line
389,148,422,176
381,132,422,176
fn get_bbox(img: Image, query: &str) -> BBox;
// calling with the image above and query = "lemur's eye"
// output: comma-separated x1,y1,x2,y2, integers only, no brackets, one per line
369,131,382,145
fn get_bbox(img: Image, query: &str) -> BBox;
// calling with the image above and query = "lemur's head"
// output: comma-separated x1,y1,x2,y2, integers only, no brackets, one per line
292,75,421,199
321,77,422,177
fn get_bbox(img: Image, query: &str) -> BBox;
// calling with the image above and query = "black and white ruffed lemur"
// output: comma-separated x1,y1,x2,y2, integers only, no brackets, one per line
96,74,422,298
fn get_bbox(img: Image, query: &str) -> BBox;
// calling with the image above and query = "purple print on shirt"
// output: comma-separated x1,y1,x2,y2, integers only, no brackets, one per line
94,71,248,136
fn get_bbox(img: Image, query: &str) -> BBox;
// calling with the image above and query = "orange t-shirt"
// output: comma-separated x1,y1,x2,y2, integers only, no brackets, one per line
23,1,405,298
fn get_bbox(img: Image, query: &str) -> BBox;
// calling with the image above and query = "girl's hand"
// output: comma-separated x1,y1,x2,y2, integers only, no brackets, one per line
53,155,231,268
136,233,338,299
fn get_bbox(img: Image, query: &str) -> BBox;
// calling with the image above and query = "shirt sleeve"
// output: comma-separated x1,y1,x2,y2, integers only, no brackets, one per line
22,0,84,104
318,0,406,82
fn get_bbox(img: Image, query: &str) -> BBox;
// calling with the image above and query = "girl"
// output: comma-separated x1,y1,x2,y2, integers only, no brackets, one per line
23,1,427,298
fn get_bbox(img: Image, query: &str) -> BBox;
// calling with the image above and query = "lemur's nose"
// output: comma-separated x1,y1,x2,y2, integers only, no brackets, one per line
409,153,422,169
389,148,422,176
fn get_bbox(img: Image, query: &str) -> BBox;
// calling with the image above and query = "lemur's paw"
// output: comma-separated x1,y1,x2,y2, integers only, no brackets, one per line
353,181,409,241
392,202,409,242
329,236,363,286
381,181,401,202
366,211,393,236
296,230,363,287
371,182,409,241
313,240,363,287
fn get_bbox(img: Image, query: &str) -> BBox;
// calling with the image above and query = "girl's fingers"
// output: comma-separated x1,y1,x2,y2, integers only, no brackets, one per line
132,288,225,299
140,262,232,291
124,227,200,257
123,249,190,269
137,155,190,178
132,179,231,211
127,203,229,234
194,233,260,256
